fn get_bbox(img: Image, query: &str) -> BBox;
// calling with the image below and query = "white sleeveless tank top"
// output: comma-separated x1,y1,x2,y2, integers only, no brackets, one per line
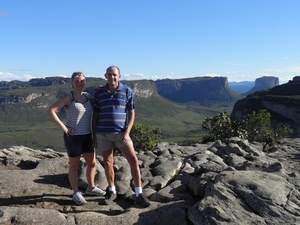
64,91,93,135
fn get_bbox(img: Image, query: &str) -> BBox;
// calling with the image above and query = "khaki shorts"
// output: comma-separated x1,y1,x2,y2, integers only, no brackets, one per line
96,133,133,152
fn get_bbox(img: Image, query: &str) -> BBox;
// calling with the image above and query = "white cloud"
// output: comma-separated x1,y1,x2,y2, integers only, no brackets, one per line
225,71,237,74
203,73,221,77
150,75,161,80
279,76,294,84
56,74,68,78
122,73,148,80
86,74,97,78
226,74,261,82
165,74,185,79
0,72,39,82
23,74,36,80
260,73,275,77
0,72,20,81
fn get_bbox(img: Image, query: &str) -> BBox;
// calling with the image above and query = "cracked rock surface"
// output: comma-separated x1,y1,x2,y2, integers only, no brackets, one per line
0,137,299,225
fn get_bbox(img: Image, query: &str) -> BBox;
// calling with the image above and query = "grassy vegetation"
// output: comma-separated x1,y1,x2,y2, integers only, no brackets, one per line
135,95,232,144
0,78,234,151
0,122,66,151
0,101,232,151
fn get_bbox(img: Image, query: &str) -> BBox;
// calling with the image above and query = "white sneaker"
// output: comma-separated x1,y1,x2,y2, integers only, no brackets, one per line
86,186,106,196
72,191,87,205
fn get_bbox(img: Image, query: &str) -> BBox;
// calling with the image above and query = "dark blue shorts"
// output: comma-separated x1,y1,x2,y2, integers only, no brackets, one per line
64,133,95,157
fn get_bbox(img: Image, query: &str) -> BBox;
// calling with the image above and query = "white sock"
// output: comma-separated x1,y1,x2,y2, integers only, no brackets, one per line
109,186,116,194
135,187,142,197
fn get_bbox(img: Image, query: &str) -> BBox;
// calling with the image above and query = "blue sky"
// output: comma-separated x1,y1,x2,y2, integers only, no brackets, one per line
1,0,300,84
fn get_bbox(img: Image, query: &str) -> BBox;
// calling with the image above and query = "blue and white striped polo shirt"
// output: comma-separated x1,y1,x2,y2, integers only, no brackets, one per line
93,82,135,134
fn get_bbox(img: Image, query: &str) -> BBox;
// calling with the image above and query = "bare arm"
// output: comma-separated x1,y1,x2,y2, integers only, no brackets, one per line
92,111,99,148
126,109,135,134
123,109,135,143
47,94,71,135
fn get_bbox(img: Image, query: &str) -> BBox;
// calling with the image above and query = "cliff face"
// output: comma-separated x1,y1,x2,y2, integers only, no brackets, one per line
155,77,241,106
121,80,158,98
242,76,279,96
0,79,157,106
0,93,45,105
0,76,240,106
231,76,300,136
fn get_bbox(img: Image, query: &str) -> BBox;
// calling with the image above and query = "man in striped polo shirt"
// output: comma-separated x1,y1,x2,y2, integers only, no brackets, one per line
92,66,150,207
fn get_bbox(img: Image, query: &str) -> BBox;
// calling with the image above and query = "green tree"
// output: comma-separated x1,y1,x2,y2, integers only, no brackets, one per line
130,123,161,152
242,110,272,141
201,109,293,151
201,112,233,142
241,110,274,150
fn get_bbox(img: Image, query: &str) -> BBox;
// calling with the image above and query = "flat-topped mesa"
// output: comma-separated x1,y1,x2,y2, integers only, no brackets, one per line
154,76,241,106
231,76,300,137
242,76,279,96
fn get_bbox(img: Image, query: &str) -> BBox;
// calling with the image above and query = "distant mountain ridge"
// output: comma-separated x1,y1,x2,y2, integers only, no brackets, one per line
154,76,242,107
0,76,243,107
1,76,279,101
0,77,224,149
228,81,255,93
242,76,279,96
0,76,281,108
228,76,279,96
0,75,282,149
231,76,300,137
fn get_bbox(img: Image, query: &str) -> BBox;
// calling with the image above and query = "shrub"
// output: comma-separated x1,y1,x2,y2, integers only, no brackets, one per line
201,109,293,151
201,112,234,142
241,110,272,142
130,123,161,152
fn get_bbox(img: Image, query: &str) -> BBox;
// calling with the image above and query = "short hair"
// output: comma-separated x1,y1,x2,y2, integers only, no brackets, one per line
71,71,85,88
106,66,120,74
71,71,85,80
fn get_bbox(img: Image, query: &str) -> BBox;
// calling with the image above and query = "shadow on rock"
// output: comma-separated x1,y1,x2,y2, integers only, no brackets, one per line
34,174,70,188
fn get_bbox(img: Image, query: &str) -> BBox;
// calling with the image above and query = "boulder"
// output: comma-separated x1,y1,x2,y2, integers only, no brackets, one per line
0,138,299,225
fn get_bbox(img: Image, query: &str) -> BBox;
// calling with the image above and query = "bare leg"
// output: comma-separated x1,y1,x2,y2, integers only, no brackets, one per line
68,156,81,193
102,149,115,187
119,145,141,187
82,152,96,189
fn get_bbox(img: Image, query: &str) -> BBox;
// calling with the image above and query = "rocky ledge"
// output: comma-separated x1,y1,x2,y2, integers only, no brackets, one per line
0,137,299,225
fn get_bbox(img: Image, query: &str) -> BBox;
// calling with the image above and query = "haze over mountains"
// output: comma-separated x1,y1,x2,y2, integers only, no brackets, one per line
228,81,255,93
228,76,280,95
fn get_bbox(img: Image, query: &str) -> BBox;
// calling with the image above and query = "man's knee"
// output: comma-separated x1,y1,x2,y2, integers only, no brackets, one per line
87,159,96,168
127,155,139,168
103,156,114,168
